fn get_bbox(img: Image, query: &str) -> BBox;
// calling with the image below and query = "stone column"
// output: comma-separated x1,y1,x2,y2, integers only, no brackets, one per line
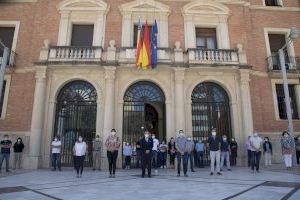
174,68,186,133
184,14,195,50
239,69,254,165
294,85,300,119
27,66,47,169
57,11,70,45
101,66,116,169
121,13,132,47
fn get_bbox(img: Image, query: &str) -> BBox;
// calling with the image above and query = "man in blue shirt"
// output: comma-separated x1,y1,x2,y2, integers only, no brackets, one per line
220,135,232,171
195,139,205,168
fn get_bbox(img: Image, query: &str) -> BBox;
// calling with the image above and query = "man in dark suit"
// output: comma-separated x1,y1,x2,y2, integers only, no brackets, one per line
140,130,154,178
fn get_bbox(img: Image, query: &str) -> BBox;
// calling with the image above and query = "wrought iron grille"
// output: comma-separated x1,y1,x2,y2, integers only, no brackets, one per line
191,82,232,166
54,80,97,167
275,84,299,119
123,81,165,168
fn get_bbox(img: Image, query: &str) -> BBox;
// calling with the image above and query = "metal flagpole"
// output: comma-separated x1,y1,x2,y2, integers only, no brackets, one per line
0,41,9,100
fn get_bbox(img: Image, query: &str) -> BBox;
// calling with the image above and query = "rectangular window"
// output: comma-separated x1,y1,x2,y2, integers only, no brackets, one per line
0,27,15,65
195,28,217,49
265,0,281,6
268,34,289,70
133,24,153,47
275,84,299,119
71,24,94,46
0,80,6,117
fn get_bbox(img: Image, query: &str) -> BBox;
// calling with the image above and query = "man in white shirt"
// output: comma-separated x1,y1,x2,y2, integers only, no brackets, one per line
249,131,263,173
51,136,62,171
151,133,159,174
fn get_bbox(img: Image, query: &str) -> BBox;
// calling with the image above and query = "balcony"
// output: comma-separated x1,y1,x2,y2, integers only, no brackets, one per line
187,48,239,65
46,46,102,63
0,50,16,68
267,55,299,72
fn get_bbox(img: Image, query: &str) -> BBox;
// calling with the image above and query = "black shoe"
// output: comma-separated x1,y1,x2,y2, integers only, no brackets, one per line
6,170,11,173
184,174,188,177
228,169,232,171
210,172,213,175
51,169,56,171
177,174,180,177
217,172,222,175
93,168,95,171
142,175,145,178
191,170,195,172
148,175,152,178
220,169,223,171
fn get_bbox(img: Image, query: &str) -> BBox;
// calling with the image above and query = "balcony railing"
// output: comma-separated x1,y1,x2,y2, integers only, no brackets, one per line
187,48,239,65
0,50,16,68
267,55,299,72
48,46,102,62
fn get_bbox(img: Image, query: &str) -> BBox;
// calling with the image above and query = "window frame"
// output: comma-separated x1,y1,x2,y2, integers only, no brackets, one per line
263,0,283,7
195,27,217,49
0,75,11,120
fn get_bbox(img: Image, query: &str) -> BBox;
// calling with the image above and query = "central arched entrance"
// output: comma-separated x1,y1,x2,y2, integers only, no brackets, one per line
123,81,166,167
191,82,232,165
54,80,97,167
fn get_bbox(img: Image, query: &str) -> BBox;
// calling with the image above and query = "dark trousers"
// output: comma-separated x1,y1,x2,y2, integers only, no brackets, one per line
0,153,10,171
170,153,175,166
107,151,118,175
142,152,152,177
196,151,204,167
125,156,131,166
251,151,261,171
136,150,142,168
296,150,300,165
188,153,194,171
230,155,237,166
51,153,61,170
160,152,167,166
177,152,188,175
247,150,252,167
152,150,158,169
74,156,85,175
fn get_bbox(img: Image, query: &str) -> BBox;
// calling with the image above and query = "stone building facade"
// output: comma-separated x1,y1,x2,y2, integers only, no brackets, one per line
0,0,299,169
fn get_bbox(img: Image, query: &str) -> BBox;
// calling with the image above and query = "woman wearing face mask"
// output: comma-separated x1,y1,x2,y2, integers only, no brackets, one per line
73,136,87,178
13,137,24,170
230,138,238,166
51,136,62,171
123,142,132,169
263,137,272,167
105,129,120,178
281,131,294,169
168,137,176,168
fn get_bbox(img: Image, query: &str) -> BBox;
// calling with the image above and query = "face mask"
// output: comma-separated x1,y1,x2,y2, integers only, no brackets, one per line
223,138,227,141
54,138,58,142
231,139,234,142
187,138,191,141
145,134,149,138
284,134,288,138
96,137,100,141
212,132,216,136
179,132,184,136
199,140,202,143
152,136,155,139
254,133,258,137
17,140,21,143
126,143,129,146
79,138,83,142
111,132,116,136
4,137,8,140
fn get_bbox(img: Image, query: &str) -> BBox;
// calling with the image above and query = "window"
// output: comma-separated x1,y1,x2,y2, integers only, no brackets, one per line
71,25,94,46
0,80,6,117
133,24,152,47
268,34,289,70
195,28,217,49
265,0,282,6
275,84,299,119
0,27,15,65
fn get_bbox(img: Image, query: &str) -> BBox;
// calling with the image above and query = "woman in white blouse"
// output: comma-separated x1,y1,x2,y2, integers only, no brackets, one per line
73,136,87,178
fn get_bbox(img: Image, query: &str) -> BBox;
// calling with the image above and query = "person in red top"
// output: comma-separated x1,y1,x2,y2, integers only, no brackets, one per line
105,129,121,178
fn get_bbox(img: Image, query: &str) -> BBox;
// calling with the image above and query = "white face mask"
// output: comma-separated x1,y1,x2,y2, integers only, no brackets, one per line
212,132,216,136
17,140,21,143
4,137,8,140
54,138,58,142
111,132,116,136
284,134,288,138
78,138,83,142
179,132,184,136
187,138,191,141
145,134,149,138
223,137,227,141
96,137,100,141
254,133,258,137
152,135,155,139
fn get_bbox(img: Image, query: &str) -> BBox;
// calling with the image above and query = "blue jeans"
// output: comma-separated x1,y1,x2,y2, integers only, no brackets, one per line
160,152,167,166
251,151,261,171
176,152,188,175
52,153,61,170
0,153,10,171
152,150,158,169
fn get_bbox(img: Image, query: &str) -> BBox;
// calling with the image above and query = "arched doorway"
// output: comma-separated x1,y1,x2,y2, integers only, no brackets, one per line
54,80,97,167
123,81,166,167
191,82,232,164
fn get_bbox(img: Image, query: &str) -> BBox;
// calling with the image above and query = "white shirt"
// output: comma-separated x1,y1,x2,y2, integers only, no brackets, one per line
152,138,159,151
74,142,87,156
249,136,263,151
51,140,62,154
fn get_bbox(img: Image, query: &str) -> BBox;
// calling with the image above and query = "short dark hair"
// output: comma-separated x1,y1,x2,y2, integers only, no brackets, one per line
282,131,289,136
264,137,269,140
111,129,116,132
3,134,8,137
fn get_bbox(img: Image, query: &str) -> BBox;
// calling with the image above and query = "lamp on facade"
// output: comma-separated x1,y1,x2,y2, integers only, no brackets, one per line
278,27,300,166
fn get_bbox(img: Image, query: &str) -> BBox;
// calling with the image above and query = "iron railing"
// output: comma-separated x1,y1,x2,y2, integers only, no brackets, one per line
267,55,299,71
48,46,102,61
187,48,239,64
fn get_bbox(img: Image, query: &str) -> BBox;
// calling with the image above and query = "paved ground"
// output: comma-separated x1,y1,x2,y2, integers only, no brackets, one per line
0,165,299,200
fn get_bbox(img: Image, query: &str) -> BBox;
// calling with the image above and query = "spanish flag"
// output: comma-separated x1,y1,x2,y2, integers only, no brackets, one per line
135,18,143,68
140,21,151,69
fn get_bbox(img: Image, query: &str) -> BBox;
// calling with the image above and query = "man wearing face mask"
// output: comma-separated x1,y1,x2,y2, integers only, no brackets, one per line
208,129,222,175
151,133,159,174
186,136,195,173
92,135,102,171
249,131,263,173
51,136,62,171
220,135,231,171
175,130,188,177
140,131,154,178
0,134,12,173
105,129,121,178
